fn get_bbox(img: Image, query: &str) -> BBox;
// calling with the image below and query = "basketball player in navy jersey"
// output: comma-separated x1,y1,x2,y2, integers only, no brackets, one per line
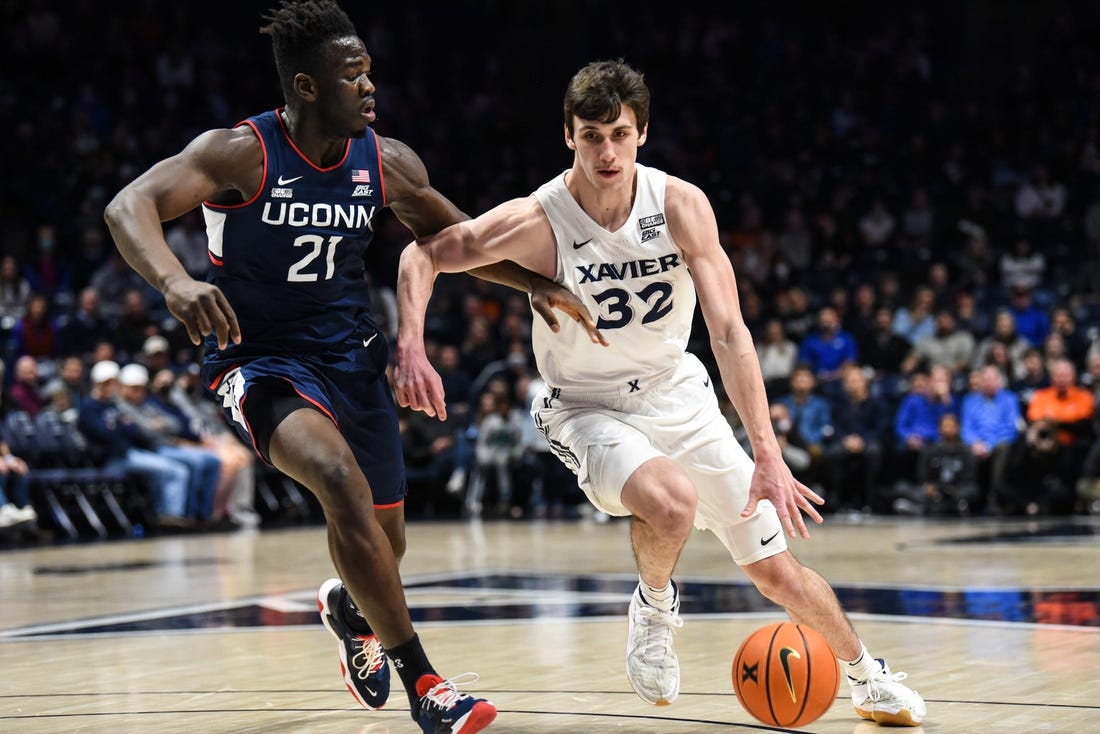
395,60,926,726
103,2,600,732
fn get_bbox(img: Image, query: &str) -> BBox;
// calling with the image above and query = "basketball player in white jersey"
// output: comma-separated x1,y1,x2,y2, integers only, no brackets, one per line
394,59,925,727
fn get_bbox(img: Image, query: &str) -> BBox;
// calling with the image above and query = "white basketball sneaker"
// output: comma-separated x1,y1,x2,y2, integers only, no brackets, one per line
625,583,683,705
850,658,926,726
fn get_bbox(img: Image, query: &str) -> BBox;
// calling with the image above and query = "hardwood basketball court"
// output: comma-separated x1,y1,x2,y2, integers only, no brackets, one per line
3,514,1099,732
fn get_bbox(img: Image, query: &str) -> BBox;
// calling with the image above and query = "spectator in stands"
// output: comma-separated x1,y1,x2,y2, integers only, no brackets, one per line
894,413,978,516
22,224,73,305
777,364,834,465
0,426,36,530
779,285,816,343
892,285,937,345
0,254,31,332
88,253,147,321
953,290,991,341
893,366,960,485
165,366,260,529
77,360,193,531
823,365,891,513
41,355,86,414
1026,357,1094,468
147,367,253,529
774,205,814,276
858,306,913,385
925,262,955,312
10,291,58,360
798,305,858,392
757,318,799,396
899,309,975,376
858,196,897,249
55,286,112,360
844,282,879,348
999,238,1046,294
435,343,473,407
9,355,46,417
116,363,219,526
1014,164,1067,229
139,334,173,375
901,188,936,248
959,364,1022,513
1006,285,1049,349
1048,307,1089,367
1010,347,1050,412
401,403,470,514
971,309,1029,380
460,316,499,379
113,289,159,361
466,391,523,518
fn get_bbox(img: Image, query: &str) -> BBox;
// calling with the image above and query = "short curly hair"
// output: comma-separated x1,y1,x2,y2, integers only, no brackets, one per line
260,0,357,92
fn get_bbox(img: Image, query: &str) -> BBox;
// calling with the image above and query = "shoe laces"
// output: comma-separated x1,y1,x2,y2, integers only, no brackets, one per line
421,672,480,711
633,603,684,664
350,635,386,679
867,668,912,700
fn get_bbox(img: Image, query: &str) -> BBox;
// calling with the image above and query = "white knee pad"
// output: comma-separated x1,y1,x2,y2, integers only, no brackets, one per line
710,499,787,566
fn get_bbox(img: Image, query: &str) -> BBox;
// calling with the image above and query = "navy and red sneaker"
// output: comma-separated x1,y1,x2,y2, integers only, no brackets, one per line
415,673,497,733
317,578,390,710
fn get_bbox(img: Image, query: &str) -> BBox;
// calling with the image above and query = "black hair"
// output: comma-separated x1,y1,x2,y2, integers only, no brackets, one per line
563,59,651,135
260,0,357,91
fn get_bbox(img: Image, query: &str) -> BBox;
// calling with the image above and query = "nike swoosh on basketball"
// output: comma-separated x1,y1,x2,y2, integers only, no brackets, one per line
760,530,780,546
277,174,303,185
779,647,801,701
362,333,378,348
572,238,593,249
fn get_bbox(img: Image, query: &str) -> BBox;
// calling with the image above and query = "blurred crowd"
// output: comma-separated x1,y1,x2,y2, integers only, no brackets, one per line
4,2,1100,540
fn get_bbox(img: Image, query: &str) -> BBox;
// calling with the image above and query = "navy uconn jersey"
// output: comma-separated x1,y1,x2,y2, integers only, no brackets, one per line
532,164,696,393
202,109,385,358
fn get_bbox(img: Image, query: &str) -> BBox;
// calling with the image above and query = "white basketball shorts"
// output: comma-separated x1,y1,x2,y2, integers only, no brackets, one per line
531,353,786,565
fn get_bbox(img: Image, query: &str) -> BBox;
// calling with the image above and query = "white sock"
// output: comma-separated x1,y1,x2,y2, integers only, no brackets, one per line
841,643,880,684
638,578,677,612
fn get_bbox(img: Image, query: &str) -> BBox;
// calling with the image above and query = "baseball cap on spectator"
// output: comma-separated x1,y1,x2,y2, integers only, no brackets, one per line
90,360,120,384
119,363,150,387
143,335,170,356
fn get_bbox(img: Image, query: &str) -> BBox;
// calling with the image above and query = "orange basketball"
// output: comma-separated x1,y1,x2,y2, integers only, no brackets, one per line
732,622,841,728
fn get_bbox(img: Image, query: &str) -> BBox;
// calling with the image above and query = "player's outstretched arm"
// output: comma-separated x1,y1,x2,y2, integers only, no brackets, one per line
382,134,602,341
392,194,562,419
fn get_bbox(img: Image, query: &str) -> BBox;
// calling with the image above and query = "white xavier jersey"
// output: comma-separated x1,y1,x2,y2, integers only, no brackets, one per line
531,164,696,394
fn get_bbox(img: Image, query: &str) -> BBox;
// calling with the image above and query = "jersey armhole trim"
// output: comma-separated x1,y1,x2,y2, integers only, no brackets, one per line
203,119,267,210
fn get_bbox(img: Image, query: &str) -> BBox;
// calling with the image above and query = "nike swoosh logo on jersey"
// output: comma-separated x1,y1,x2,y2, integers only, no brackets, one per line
760,530,780,546
703,377,710,387
364,686,377,696
572,238,593,249
363,333,378,348
277,175,303,185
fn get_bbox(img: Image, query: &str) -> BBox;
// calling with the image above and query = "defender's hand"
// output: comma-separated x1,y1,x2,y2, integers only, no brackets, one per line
530,280,608,346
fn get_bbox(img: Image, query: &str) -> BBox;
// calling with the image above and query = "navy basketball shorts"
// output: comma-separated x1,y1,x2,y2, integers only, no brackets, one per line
202,329,406,507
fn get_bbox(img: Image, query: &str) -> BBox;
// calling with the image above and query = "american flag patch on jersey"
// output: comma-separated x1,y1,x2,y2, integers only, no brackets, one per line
351,169,370,183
